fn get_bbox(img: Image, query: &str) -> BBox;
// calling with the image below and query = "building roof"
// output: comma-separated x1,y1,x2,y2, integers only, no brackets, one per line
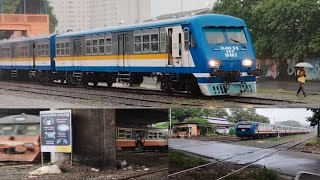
206,117,232,125
145,8,212,22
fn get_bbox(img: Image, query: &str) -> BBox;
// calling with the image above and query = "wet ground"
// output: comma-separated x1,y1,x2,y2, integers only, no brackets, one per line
169,138,320,177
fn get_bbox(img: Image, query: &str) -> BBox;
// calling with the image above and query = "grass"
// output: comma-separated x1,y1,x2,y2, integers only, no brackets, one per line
169,151,208,169
305,138,319,147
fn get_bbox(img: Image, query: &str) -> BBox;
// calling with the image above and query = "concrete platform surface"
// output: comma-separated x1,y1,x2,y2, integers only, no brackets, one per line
169,139,320,177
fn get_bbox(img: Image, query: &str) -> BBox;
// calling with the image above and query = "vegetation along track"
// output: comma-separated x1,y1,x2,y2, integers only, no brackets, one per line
119,168,168,180
0,80,306,107
0,81,203,107
169,134,315,179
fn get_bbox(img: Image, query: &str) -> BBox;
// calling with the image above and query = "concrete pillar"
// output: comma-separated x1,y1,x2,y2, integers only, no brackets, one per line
72,109,116,169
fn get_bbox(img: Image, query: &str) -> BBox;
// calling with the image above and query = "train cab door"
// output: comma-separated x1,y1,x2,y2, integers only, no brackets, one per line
117,34,129,71
72,39,81,70
169,27,183,67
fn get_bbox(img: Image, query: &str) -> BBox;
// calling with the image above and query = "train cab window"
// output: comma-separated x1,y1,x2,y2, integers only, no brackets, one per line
98,34,105,55
92,35,98,55
0,125,14,135
160,28,167,52
183,27,190,50
134,30,142,53
204,27,226,44
150,28,159,53
85,36,92,55
190,32,196,48
142,29,150,53
16,124,39,136
226,28,247,45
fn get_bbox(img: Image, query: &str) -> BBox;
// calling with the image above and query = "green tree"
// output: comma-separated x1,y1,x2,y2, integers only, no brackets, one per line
307,109,320,143
228,108,270,124
213,0,320,60
171,108,228,122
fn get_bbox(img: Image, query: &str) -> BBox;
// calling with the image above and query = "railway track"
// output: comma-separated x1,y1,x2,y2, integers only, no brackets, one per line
0,80,307,107
0,81,204,107
119,168,168,180
169,134,316,179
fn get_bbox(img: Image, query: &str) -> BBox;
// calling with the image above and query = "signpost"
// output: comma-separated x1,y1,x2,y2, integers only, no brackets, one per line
40,110,72,165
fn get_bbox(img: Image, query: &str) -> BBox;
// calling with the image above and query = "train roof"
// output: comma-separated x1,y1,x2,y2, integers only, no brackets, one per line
0,114,40,124
0,34,55,45
56,14,246,38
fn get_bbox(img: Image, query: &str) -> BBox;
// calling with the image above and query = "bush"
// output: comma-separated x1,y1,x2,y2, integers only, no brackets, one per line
254,167,280,180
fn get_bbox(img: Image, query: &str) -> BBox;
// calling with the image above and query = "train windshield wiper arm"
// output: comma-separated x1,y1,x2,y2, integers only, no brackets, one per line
230,39,246,49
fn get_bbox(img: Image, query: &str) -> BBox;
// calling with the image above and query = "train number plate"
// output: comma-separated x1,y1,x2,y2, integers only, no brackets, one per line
241,129,245,131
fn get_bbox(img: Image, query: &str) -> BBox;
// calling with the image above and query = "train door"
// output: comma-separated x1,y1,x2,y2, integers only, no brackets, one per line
11,45,16,68
72,39,81,70
172,27,182,67
31,42,36,69
167,28,173,66
117,34,129,71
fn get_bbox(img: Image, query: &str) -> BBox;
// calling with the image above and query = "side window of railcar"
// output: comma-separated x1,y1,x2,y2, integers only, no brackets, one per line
56,42,61,56
85,36,92,55
118,129,132,139
98,34,105,55
150,28,159,53
105,33,112,54
65,41,70,56
142,29,150,53
61,42,65,56
160,28,167,53
92,35,98,55
134,30,142,53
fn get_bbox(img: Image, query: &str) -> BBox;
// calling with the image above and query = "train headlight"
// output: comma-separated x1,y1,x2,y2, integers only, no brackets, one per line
209,60,220,68
242,59,253,67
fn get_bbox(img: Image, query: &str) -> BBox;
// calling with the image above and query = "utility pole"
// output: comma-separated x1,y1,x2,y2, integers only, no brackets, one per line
169,109,172,137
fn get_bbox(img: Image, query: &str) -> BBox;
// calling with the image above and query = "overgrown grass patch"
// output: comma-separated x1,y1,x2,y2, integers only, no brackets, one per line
169,151,208,170
305,138,318,147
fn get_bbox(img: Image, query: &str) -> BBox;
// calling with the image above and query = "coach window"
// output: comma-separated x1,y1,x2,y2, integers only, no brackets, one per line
105,33,112,54
56,42,61,56
142,29,150,53
85,36,92,55
92,35,98,55
151,28,159,53
134,30,142,53
98,34,105,55
148,132,154,139
61,42,66,56
118,129,132,139
65,41,70,56
45,44,49,56
160,28,167,52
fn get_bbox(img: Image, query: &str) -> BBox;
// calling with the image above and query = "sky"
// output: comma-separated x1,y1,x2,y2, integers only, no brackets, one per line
151,0,217,17
255,108,313,126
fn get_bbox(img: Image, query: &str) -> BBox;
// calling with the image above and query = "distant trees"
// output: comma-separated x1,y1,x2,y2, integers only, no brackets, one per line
276,120,302,127
213,0,320,60
307,109,320,143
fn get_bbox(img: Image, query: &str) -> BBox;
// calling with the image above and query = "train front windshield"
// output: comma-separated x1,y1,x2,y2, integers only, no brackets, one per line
0,124,39,136
204,27,248,45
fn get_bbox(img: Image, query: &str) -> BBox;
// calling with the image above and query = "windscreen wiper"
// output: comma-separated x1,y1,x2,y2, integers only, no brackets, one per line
230,38,246,49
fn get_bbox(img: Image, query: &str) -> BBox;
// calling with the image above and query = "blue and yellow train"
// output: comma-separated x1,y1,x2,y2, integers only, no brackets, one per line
0,14,261,96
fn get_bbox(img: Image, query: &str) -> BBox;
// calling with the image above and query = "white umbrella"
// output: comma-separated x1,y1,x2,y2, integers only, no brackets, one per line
295,62,314,68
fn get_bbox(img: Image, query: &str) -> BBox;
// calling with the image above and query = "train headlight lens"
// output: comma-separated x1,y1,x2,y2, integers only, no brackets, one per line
209,60,220,68
242,59,253,67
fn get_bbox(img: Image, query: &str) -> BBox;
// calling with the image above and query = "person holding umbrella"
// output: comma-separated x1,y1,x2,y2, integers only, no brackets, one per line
295,62,313,97
296,67,307,97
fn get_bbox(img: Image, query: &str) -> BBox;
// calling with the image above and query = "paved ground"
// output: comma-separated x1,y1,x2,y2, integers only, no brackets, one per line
169,139,320,177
